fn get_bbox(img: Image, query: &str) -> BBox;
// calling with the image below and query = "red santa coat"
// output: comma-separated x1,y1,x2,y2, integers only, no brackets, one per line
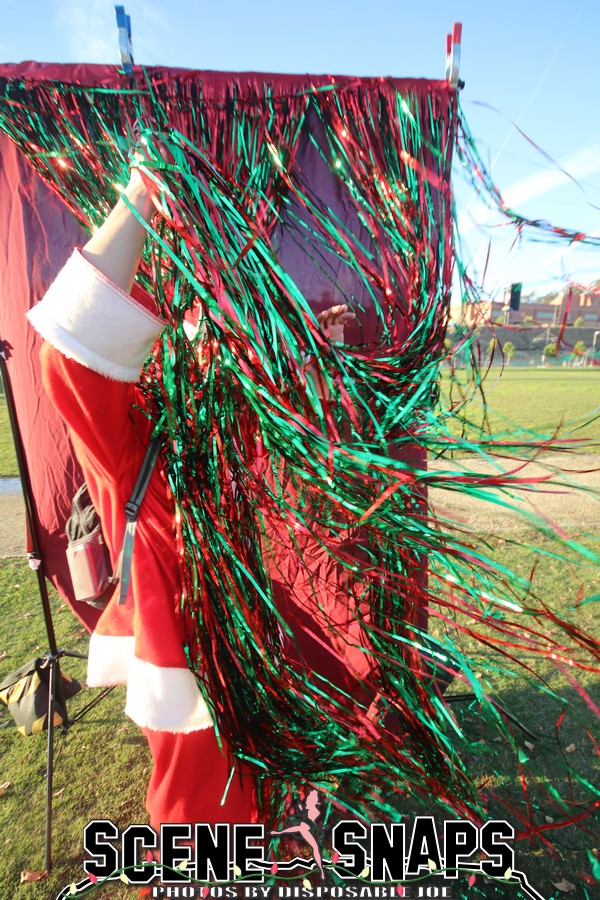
27,249,411,743
28,249,212,734
26,248,418,829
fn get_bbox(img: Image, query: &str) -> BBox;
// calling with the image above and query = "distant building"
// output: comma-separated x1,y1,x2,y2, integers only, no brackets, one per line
462,284,600,327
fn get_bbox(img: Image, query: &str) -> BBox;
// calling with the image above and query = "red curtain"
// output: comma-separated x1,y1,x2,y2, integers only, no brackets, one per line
0,132,97,626
0,63,453,632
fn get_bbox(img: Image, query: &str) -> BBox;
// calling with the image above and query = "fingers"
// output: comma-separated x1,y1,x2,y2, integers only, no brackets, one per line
123,168,156,222
317,304,348,322
317,304,348,320
317,304,357,332
130,122,177,168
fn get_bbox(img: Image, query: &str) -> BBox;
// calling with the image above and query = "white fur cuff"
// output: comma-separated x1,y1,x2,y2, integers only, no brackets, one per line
87,632,135,685
125,656,214,734
87,632,213,733
27,250,164,382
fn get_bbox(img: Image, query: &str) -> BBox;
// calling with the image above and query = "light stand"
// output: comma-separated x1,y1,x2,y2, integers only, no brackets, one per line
0,339,113,872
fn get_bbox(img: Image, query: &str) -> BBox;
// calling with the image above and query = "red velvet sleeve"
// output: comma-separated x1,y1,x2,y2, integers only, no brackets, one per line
39,342,152,562
40,342,148,481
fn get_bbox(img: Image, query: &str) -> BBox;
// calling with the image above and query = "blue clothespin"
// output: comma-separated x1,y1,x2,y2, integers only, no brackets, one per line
445,22,462,89
115,5,134,74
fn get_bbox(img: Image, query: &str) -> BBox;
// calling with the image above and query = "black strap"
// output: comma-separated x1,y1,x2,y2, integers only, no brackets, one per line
125,435,162,523
115,433,162,605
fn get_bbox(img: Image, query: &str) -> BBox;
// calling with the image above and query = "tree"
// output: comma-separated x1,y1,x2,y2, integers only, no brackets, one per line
495,315,505,326
487,337,498,356
573,316,585,328
543,343,557,360
504,341,515,366
573,340,586,356
522,315,534,325
537,291,560,304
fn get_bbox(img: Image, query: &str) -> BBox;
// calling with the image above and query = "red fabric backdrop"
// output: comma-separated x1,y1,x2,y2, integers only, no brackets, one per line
0,132,99,627
0,63,450,632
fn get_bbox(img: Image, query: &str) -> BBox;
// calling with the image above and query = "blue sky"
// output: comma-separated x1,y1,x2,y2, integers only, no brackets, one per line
1,0,599,301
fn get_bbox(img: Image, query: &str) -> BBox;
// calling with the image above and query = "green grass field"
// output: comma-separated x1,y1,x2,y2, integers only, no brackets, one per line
0,561,150,899
0,394,18,477
0,541,598,898
443,369,600,446
0,371,599,898
2,369,599,478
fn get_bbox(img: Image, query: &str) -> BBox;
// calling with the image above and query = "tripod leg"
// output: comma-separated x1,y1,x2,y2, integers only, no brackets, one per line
45,657,58,873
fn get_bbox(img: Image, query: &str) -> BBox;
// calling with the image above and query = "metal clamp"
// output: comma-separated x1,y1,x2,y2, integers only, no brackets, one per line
445,22,462,89
115,5,134,73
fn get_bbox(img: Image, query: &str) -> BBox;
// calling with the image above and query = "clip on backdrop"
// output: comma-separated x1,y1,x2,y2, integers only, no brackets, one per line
115,5,134,73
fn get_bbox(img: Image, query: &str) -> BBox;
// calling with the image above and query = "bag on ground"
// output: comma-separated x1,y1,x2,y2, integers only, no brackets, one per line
0,657,81,736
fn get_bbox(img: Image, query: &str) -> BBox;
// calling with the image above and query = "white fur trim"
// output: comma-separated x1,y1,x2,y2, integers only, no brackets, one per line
87,632,213,733
27,250,164,382
125,657,213,733
87,632,135,685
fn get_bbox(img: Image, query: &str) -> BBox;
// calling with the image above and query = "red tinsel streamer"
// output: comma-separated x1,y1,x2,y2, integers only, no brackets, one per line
0,66,598,895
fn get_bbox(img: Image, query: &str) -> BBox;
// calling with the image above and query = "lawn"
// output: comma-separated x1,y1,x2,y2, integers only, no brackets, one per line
0,371,599,898
441,368,600,447
0,561,150,899
432,534,600,896
0,393,18,477
1,545,598,899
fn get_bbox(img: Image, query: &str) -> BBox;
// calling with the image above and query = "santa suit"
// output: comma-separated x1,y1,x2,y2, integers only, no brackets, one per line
27,249,254,827
27,250,424,829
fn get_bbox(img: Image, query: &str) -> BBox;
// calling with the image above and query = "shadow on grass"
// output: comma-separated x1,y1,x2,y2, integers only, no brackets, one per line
425,677,600,898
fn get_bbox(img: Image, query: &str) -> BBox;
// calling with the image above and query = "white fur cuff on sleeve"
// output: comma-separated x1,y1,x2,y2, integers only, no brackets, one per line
27,250,165,382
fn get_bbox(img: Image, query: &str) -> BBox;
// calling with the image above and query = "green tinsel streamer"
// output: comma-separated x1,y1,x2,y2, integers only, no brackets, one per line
0,71,598,893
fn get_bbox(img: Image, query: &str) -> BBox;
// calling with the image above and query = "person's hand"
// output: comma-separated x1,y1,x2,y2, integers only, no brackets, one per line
317,304,356,345
307,304,356,400
122,166,156,223
126,131,177,221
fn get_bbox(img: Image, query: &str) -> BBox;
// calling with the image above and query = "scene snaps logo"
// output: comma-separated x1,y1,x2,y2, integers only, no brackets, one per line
56,791,546,900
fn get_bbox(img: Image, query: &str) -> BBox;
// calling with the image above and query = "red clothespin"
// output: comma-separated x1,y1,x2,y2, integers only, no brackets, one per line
115,5,134,74
445,22,462,89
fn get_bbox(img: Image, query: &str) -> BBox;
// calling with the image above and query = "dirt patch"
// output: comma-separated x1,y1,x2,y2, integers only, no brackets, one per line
0,491,25,557
428,453,600,534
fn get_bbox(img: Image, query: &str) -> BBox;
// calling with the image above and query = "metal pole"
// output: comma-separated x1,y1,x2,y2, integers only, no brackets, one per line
0,339,115,871
0,340,64,872
0,345,59,656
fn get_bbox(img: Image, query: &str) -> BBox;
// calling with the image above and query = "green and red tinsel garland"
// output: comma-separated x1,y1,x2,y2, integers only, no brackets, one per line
0,65,598,891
